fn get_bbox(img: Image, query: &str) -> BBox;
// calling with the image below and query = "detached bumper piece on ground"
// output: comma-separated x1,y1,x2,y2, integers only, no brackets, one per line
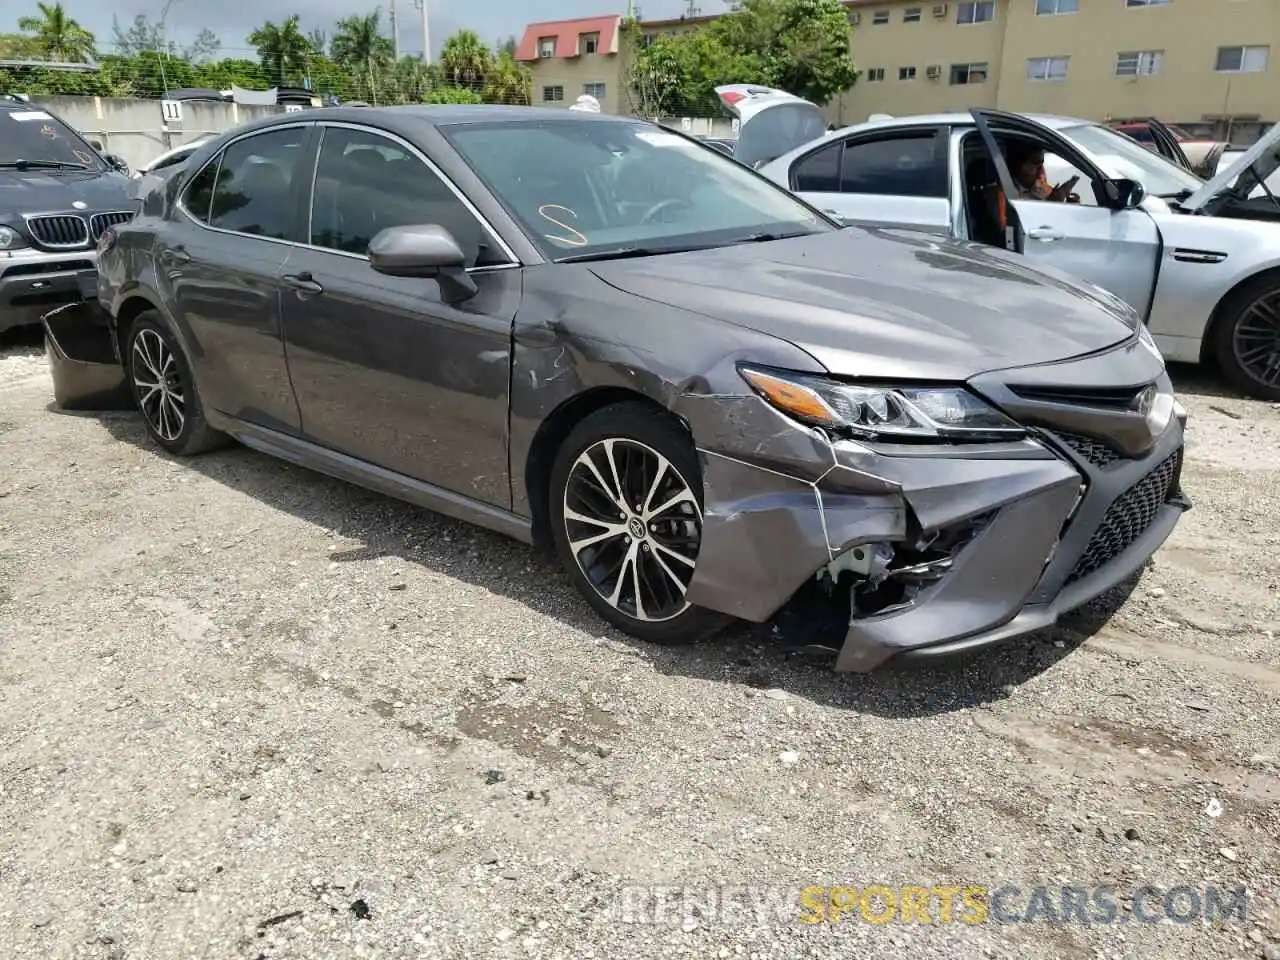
42,295,133,412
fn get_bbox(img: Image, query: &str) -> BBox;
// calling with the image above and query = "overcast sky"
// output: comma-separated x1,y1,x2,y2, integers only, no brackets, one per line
8,0,726,58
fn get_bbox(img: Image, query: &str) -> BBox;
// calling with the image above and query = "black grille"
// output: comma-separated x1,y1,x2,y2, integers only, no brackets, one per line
90,211,134,238
1055,431,1124,468
1066,447,1183,584
26,215,90,249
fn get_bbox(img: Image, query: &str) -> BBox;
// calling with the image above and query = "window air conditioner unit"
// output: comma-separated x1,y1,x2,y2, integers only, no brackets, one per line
932,4,948,17
926,64,942,79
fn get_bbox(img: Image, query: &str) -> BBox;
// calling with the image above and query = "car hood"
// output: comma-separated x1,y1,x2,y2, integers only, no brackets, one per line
1182,121,1280,213
589,228,1139,381
0,169,135,216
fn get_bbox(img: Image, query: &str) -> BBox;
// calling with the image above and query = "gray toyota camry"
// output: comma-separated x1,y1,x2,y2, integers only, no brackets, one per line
90,105,1189,672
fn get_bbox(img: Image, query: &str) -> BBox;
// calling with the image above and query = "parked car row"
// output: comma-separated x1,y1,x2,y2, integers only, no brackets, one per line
18,100,1187,675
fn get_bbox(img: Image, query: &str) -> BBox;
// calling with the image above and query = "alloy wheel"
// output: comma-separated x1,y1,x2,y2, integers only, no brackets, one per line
1233,291,1280,389
562,438,702,623
132,328,186,442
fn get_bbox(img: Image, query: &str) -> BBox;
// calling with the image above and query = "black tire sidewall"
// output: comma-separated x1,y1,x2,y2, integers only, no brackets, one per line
127,313,204,453
548,402,727,645
1213,278,1280,402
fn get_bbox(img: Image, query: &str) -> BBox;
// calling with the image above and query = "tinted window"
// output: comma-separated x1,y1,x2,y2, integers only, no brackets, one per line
439,120,831,262
792,143,842,192
839,134,947,197
208,127,306,239
1123,125,1154,143
309,126,505,267
182,159,219,223
0,107,105,170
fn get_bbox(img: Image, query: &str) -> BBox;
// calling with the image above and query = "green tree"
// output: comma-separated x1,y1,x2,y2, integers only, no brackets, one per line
330,10,395,102
712,0,856,106
0,33,39,59
17,1,96,63
439,29,491,92
110,15,220,64
247,15,311,86
496,35,517,57
629,27,762,117
482,50,531,105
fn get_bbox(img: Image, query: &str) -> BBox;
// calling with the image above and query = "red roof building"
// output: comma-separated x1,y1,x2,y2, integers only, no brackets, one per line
514,15,623,62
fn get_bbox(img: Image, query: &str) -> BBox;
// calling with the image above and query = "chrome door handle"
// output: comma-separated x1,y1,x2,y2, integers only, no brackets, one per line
282,272,324,296
1027,227,1064,241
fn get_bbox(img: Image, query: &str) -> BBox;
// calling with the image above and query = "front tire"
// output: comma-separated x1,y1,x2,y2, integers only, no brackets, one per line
126,312,228,456
549,403,730,646
1212,275,1280,401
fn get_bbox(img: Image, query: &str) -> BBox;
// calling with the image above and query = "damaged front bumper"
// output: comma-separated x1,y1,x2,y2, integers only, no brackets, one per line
677,370,1190,673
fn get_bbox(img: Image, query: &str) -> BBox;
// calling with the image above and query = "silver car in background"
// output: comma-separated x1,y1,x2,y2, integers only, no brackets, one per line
719,85,1280,401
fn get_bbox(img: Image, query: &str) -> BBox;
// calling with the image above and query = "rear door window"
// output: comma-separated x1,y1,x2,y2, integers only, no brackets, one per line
838,132,948,198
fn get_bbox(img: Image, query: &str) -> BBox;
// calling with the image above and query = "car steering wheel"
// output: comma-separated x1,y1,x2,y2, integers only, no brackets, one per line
639,198,690,224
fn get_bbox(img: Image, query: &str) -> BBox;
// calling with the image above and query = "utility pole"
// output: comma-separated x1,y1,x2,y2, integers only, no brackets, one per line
390,0,401,60
412,0,430,63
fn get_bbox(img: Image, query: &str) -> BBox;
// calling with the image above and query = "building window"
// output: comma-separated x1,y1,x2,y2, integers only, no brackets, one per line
1216,45,1269,73
903,7,922,21
640,34,655,48
866,68,886,82
956,1,995,24
579,32,598,55
1035,0,1078,13
542,85,564,102
1027,56,1070,81
873,10,890,23
538,37,555,57
1116,50,1163,76
583,82,606,99
899,66,917,80
1125,0,1170,6
949,62,988,84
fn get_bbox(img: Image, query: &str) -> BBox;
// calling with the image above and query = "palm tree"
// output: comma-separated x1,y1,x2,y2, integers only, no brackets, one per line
247,15,311,86
16,2,96,63
483,51,531,106
440,29,492,94
330,11,395,103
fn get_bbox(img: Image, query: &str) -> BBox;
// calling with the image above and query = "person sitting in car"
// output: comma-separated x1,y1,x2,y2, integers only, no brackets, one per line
1005,141,1078,203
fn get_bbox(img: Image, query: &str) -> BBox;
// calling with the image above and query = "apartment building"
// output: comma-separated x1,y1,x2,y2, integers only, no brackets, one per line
837,0,1276,140
514,15,626,114
521,0,1277,140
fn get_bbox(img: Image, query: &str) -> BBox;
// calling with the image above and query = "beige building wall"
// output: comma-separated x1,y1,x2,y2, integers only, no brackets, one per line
996,0,1277,130
530,55,624,114
830,0,1010,125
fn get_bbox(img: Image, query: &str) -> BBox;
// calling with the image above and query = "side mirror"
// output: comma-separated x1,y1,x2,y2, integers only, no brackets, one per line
368,224,477,303
104,153,130,175
1100,177,1144,210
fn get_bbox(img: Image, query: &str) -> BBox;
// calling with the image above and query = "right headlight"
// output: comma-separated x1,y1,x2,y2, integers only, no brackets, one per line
738,364,1026,443
0,225,28,251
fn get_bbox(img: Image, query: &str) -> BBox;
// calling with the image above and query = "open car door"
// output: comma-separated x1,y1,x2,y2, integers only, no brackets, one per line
1139,118,1195,173
715,84,828,170
970,108,1163,320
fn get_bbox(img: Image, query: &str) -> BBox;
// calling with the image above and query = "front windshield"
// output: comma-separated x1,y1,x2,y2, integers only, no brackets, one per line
1059,122,1203,198
440,119,832,261
0,108,105,170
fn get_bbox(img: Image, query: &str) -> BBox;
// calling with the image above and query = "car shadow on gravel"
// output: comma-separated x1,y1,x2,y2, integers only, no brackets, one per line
73,406,1142,719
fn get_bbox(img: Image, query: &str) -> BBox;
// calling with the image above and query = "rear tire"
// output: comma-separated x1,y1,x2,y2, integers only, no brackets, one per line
126,311,228,456
549,402,730,646
1212,275,1280,401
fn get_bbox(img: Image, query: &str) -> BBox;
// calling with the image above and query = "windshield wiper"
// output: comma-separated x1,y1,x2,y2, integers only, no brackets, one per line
0,159,89,170
554,244,712,264
728,231,812,244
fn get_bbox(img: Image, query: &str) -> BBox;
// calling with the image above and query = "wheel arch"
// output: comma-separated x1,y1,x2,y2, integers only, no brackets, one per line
113,294,160,361
1200,263,1280,366
524,386,689,551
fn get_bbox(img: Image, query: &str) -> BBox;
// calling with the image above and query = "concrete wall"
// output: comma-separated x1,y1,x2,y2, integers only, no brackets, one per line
29,96,293,170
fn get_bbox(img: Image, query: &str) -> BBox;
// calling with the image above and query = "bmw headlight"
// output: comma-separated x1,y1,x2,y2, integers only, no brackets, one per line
738,364,1026,442
0,225,27,251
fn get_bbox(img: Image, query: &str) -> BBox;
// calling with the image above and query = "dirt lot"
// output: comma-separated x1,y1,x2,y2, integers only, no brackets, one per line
1,327,1277,960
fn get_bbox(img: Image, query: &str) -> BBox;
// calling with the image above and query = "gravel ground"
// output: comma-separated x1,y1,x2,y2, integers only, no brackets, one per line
1,326,1277,960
